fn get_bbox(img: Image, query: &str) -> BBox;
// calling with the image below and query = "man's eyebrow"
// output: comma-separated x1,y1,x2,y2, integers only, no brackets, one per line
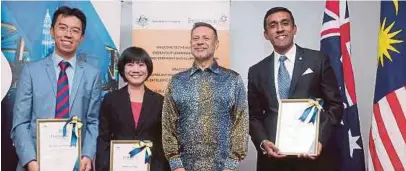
269,19,290,24
57,23,68,26
57,23,81,30
281,19,290,23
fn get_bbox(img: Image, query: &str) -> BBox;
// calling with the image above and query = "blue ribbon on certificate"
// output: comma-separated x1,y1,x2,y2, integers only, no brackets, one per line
129,141,152,163
298,98,324,124
62,116,83,147
73,158,79,171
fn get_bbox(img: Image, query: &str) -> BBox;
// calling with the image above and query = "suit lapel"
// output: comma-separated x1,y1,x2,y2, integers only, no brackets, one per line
44,57,57,95
135,87,153,133
117,86,137,133
289,45,306,96
262,54,278,106
70,61,84,111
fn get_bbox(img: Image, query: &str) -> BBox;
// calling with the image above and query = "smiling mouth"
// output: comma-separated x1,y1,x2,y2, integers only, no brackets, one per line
61,40,73,45
194,48,207,51
276,35,288,40
129,74,143,78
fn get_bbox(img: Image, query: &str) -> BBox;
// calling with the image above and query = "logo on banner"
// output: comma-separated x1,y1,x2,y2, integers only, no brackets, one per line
136,14,149,27
188,13,229,25
219,14,228,23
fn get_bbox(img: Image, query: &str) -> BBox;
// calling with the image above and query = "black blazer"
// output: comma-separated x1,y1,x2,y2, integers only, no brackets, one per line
248,45,343,170
96,86,170,171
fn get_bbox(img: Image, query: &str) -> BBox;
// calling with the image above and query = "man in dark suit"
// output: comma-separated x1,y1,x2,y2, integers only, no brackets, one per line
248,7,343,171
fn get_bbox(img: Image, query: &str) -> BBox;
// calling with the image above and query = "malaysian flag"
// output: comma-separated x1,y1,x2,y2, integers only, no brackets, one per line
368,1,406,171
320,1,365,171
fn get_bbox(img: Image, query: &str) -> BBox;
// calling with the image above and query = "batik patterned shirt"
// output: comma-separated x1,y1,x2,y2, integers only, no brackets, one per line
162,60,249,171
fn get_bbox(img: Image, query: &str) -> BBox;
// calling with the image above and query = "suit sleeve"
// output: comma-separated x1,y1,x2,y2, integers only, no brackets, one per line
96,93,112,171
318,54,344,146
161,80,184,170
11,63,36,166
225,75,249,170
248,67,269,148
82,71,101,159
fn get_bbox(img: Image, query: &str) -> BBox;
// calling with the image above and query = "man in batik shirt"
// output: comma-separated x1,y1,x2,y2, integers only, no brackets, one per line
162,22,249,171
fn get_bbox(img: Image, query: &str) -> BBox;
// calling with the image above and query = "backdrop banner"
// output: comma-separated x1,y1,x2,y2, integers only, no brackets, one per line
133,1,230,94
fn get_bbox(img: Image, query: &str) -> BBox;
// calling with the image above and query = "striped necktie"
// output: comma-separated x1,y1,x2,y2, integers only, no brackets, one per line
278,55,291,99
55,61,70,118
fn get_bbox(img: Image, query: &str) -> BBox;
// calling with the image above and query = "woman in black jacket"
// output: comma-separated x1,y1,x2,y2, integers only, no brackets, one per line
96,47,170,171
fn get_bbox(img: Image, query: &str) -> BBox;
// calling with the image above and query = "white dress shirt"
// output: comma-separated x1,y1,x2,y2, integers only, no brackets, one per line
273,44,296,101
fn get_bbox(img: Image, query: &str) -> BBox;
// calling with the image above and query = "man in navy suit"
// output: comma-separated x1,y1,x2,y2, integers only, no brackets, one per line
248,7,343,171
11,6,100,171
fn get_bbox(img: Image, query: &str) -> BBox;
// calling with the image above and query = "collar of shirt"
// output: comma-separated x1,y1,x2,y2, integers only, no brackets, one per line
189,58,220,77
273,44,297,64
52,52,77,70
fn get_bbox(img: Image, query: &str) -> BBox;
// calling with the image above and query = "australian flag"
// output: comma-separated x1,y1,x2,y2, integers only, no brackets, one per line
320,1,365,171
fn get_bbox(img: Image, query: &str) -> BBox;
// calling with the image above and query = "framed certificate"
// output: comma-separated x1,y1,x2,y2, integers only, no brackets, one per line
37,119,81,171
275,99,322,155
110,140,152,171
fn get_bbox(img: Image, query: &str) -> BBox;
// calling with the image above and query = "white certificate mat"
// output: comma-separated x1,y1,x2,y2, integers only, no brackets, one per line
110,140,152,171
275,99,320,155
37,119,81,171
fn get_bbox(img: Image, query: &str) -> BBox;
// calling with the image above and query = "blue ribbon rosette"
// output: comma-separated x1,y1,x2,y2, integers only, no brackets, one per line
62,116,82,147
129,141,153,164
298,98,324,124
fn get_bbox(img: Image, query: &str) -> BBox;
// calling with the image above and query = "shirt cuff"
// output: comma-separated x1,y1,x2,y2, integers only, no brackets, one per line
169,156,183,170
260,140,267,154
224,157,239,170
23,159,37,168
81,155,92,160
82,150,95,160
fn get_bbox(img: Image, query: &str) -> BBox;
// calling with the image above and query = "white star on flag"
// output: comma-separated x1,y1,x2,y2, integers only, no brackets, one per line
348,129,361,158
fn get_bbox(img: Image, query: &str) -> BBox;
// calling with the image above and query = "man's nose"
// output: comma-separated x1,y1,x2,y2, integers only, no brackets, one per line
196,39,203,44
276,24,284,33
64,30,73,38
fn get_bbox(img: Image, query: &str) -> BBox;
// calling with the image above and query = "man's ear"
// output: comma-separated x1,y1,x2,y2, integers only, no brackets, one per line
79,34,84,43
264,30,270,40
50,27,55,38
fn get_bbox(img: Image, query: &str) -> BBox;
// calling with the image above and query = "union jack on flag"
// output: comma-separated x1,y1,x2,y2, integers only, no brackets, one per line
320,1,365,171
368,1,406,171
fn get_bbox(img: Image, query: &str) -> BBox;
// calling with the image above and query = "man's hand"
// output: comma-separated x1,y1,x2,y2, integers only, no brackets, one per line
262,140,287,158
80,156,92,171
297,142,322,160
26,161,39,171
224,169,233,171
174,168,186,171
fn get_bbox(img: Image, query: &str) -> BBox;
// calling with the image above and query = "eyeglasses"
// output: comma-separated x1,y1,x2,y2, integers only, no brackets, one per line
56,25,82,36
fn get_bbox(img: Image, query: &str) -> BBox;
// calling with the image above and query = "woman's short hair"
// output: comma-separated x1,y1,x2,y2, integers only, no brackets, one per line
118,47,153,82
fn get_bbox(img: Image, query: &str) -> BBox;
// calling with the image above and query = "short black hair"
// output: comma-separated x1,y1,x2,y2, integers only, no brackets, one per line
263,7,295,31
191,22,218,40
51,6,87,35
118,47,153,82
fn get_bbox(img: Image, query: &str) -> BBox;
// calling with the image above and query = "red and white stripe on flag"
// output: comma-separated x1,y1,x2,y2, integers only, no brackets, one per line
369,86,406,171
